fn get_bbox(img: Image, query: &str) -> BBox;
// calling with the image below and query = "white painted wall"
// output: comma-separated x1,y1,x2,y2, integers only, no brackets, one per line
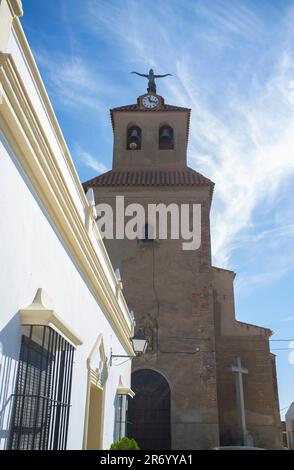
0,131,132,450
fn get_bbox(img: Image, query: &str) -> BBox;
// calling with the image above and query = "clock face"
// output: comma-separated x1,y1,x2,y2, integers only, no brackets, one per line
142,94,160,109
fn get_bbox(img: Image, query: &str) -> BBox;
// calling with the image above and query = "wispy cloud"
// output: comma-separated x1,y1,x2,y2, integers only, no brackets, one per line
75,145,109,174
83,0,294,277
35,52,104,111
236,258,294,293
53,57,98,92
194,0,264,40
169,49,294,268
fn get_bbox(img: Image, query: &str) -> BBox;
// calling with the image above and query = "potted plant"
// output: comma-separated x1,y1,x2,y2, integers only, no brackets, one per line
110,437,140,450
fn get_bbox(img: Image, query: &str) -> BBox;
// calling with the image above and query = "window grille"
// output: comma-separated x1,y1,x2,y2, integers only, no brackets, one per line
114,394,131,442
8,325,75,450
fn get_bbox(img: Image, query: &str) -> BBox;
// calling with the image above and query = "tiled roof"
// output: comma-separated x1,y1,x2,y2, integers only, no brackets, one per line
110,103,191,133
83,167,214,189
111,103,190,113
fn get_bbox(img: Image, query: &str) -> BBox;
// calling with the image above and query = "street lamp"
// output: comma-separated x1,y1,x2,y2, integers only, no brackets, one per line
110,328,148,366
130,328,148,355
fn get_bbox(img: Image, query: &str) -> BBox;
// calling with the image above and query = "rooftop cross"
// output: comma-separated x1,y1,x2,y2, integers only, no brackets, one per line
131,68,172,94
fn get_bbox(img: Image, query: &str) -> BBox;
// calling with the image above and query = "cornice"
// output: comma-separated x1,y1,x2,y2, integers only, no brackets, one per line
19,288,83,347
10,22,132,291
116,376,135,397
12,20,86,210
7,0,23,17
0,52,134,356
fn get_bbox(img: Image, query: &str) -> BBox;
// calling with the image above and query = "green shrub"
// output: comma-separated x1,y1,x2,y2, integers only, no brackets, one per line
110,437,140,450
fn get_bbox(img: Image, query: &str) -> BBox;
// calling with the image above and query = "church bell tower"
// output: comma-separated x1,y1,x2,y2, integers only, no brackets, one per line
84,72,220,450
83,71,282,450
111,91,190,170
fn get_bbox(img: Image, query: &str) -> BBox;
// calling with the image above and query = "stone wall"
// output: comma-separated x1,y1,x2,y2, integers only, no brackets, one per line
213,268,282,449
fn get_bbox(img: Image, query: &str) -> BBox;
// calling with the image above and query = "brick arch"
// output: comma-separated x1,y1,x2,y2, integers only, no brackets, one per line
158,124,174,150
127,369,171,450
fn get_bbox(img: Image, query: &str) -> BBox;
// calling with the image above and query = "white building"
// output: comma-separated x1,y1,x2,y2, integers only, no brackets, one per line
285,403,294,449
0,0,136,450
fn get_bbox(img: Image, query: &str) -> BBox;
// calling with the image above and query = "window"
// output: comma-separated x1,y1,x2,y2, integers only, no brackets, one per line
8,325,75,450
159,125,174,150
114,394,131,442
127,126,141,150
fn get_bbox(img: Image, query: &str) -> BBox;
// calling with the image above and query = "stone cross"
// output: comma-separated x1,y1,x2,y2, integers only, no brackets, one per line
231,357,253,446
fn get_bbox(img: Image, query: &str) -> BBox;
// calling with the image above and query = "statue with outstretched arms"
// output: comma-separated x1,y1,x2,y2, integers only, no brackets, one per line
131,68,172,93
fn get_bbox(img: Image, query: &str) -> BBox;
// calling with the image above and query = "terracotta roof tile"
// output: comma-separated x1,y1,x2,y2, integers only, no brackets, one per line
83,167,214,189
111,103,190,113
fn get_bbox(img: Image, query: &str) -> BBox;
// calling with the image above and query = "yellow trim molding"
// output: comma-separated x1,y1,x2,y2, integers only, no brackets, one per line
83,334,108,450
19,288,83,347
117,376,135,398
87,333,109,388
7,0,23,17
0,1,22,53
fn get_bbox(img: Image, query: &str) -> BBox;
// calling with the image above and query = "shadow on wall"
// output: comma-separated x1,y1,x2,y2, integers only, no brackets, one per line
0,313,21,449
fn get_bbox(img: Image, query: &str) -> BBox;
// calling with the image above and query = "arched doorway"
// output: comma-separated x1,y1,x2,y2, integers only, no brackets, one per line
127,369,171,450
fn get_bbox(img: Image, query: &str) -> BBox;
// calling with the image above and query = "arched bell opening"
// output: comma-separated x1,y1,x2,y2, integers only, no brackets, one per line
159,125,174,150
127,126,142,150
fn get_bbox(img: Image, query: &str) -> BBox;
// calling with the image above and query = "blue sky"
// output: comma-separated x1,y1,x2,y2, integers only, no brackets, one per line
21,0,294,418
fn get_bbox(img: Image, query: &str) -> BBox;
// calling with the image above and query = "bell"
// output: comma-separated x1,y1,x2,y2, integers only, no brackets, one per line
129,128,140,139
128,127,140,149
160,127,172,139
